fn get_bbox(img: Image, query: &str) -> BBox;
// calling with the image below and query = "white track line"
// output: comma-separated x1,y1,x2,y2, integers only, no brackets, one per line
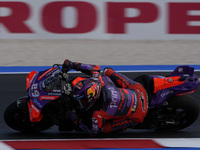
0,142,14,150
154,138,200,148
1,138,200,148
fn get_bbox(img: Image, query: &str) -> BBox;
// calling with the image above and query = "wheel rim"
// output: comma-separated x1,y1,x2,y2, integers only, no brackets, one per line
157,107,190,130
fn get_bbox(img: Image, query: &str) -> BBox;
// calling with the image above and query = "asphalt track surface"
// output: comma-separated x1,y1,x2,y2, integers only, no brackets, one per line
1,71,200,140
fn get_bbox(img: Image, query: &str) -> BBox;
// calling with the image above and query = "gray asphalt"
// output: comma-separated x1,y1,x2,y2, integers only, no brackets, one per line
1,72,200,140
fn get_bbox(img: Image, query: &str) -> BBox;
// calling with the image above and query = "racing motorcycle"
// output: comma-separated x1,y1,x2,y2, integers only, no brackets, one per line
4,65,200,133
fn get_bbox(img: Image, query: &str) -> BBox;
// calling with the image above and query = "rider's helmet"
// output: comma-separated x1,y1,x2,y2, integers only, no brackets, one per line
72,78,101,111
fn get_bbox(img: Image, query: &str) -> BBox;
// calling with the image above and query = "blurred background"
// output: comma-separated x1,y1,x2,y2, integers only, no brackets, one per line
0,0,200,66
1,0,200,143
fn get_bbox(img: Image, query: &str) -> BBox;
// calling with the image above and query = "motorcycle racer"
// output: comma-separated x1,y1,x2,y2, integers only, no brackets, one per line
62,59,149,136
4,63,200,134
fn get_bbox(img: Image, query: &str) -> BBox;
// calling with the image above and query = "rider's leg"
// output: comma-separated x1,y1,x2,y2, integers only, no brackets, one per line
104,68,148,123
101,118,138,133
134,75,154,104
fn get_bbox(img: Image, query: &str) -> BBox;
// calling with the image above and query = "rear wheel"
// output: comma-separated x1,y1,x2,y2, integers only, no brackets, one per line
156,95,199,131
4,96,54,133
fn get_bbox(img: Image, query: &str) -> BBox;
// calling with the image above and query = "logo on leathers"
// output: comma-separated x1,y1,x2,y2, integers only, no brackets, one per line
108,86,118,108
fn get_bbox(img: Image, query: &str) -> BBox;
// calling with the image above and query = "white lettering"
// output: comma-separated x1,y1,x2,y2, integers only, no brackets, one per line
108,86,118,108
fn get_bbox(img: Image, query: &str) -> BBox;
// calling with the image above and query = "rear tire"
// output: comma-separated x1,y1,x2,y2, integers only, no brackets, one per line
4,97,54,133
156,95,199,131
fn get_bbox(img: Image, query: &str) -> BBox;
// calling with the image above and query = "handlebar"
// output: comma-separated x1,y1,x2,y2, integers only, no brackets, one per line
52,64,68,79
53,64,63,68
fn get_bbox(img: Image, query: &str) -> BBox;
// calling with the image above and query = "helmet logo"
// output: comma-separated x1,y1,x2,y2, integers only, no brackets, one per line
87,83,96,99
77,82,83,89
73,79,101,111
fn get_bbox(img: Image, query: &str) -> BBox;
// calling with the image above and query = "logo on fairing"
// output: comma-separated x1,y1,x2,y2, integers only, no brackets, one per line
31,104,40,113
33,99,42,109
161,90,174,98
178,67,183,73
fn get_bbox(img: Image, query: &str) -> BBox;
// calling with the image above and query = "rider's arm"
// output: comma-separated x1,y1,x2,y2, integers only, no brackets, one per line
91,111,103,135
77,110,104,136
62,59,101,76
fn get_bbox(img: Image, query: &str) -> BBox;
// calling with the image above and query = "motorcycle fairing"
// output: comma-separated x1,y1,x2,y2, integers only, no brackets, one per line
153,76,185,93
169,65,194,76
28,99,43,122
27,67,62,122
37,67,57,81
152,66,195,94
26,70,37,91
177,89,196,96
150,66,200,108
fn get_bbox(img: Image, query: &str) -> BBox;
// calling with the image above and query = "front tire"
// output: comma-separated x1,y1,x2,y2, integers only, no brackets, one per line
4,97,54,133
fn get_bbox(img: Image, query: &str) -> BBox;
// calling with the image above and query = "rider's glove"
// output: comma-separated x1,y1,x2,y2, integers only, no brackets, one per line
78,111,103,136
91,111,103,135
90,70,100,81
62,59,73,73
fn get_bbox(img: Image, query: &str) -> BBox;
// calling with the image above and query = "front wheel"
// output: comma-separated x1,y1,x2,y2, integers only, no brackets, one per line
156,95,199,131
4,96,54,133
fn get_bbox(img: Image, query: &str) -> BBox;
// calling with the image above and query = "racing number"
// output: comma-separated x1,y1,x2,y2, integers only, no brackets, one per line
31,83,39,97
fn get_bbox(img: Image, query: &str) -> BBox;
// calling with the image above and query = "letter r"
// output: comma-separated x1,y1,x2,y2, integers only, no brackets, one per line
0,2,32,33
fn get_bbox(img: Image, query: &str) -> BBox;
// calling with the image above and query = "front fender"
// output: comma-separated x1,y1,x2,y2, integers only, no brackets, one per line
28,99,43,122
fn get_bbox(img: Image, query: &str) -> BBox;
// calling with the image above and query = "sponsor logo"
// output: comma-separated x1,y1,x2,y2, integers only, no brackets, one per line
112,72,129,88
40,96,59,100
87,83,96,98
0,1,200,37
31,104,40,113
118,89,126,111
108,86,118,108
33,99,42,109
111,119,133,128
178,68,184,73
52,89,61,93
137,89,146,112
161,90,174,98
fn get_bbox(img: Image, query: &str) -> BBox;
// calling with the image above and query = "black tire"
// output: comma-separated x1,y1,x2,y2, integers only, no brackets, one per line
156,95,199,131
4,97,54,133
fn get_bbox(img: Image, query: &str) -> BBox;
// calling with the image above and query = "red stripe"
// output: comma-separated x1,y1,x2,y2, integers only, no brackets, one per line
3,139,164,149
38,67,55,81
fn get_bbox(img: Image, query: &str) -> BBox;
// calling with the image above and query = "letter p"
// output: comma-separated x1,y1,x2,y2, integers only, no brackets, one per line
107,2,158,33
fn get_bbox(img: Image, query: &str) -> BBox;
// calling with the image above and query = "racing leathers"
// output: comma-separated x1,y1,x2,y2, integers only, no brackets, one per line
62,59,148,135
